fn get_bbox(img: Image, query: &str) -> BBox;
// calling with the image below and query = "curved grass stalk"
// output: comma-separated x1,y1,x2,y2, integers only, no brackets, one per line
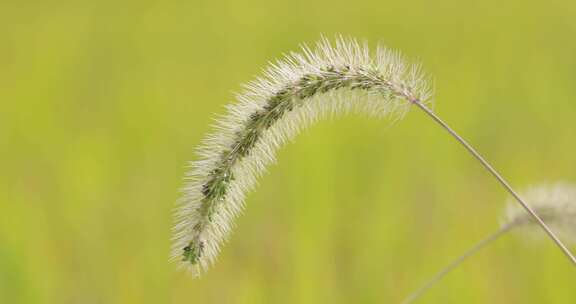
401,183,576,303
173,36,575,276
413,102,576,266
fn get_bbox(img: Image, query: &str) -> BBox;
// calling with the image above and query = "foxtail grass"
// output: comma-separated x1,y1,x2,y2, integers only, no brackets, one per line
174,36,576,276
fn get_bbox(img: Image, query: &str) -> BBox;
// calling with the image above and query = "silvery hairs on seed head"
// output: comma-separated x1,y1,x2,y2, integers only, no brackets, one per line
173,36,432,276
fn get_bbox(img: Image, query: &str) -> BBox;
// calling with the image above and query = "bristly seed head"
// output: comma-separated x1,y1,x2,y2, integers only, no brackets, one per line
503,183,576,242
173,35,433,276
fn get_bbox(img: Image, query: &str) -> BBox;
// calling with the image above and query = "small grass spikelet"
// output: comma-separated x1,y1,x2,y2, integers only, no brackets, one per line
173,36,432,276
402,182,576,303
504,182,576,242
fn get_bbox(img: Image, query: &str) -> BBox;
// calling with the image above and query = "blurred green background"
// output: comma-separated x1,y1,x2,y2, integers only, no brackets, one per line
2,0,576,303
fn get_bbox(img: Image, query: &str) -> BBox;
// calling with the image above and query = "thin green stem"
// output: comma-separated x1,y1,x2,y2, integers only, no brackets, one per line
413,100,576,266
401,224,513,304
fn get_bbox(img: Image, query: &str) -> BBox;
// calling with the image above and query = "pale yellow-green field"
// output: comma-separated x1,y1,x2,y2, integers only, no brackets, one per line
1,0,576,303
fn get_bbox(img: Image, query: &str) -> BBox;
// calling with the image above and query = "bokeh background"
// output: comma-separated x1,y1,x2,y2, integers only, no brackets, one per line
2,0,576,303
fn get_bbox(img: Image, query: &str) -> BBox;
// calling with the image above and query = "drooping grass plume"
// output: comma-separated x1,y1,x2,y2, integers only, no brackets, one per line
401,183,576,304
174,36,575,276
174,36,432,276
